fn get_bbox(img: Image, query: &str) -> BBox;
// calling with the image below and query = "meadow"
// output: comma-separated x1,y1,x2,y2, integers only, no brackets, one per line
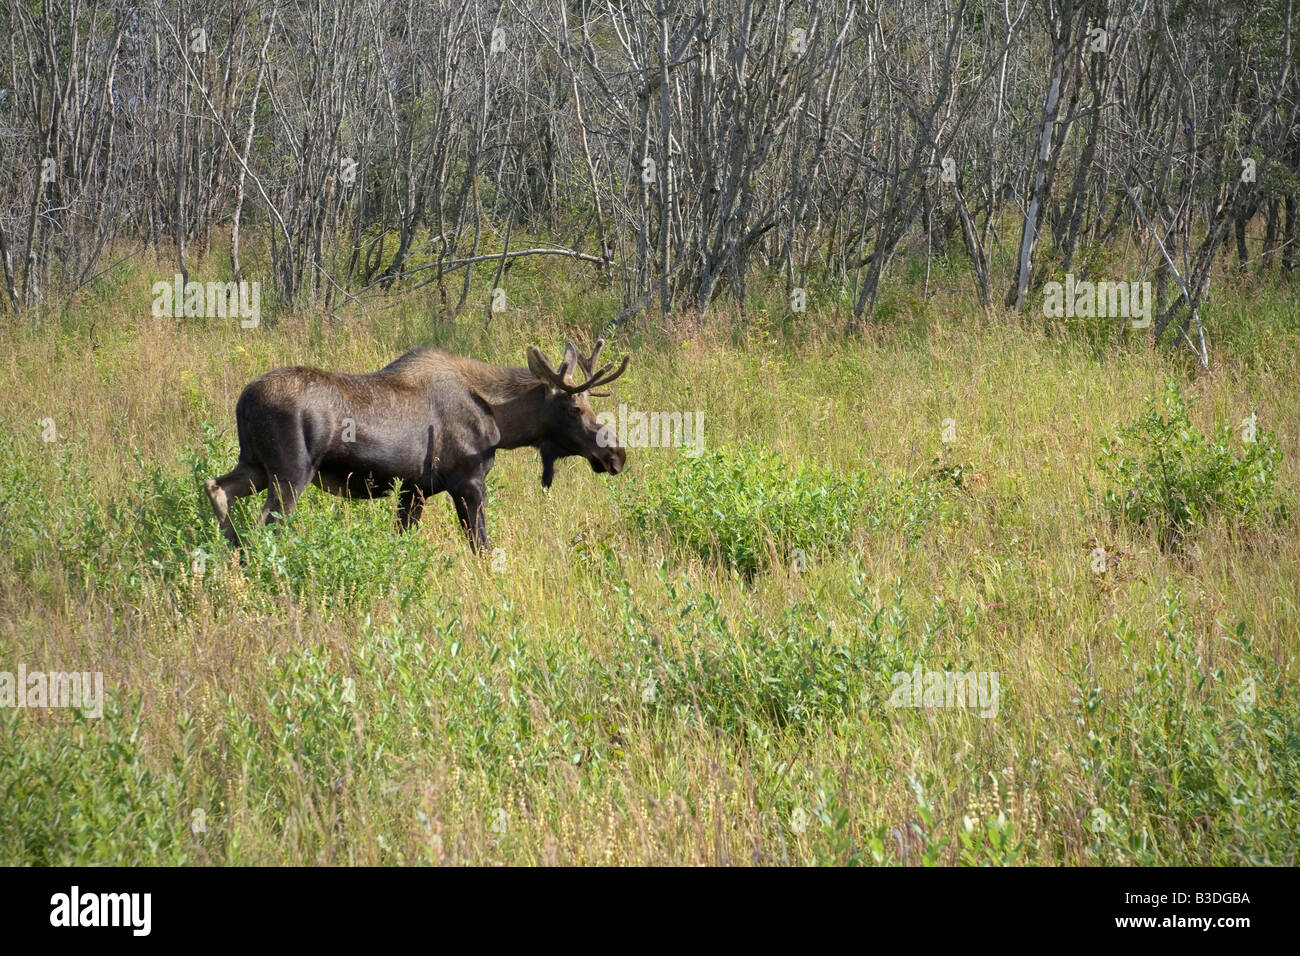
1,255,1297,865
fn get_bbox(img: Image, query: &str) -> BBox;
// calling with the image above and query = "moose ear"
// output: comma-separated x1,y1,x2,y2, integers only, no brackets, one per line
526,346,559,387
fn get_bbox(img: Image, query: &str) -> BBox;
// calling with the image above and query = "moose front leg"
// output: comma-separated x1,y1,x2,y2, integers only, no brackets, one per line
448,478,489,552
539,440,559,489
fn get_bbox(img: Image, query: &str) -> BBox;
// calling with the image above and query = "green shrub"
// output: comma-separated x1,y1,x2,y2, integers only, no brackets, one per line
1097,381,1285,547
618,447,948,576
651,609,866,737
633,578,911,739
0,696,193,865
1064,591,1299,865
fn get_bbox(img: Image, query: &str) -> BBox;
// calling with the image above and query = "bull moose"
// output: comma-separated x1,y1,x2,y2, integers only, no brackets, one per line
203,339,629,551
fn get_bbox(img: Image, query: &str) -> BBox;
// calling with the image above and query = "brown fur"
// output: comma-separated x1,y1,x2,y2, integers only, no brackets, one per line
204,342,628,551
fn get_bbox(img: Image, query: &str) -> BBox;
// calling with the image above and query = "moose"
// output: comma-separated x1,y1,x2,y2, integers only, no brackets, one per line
203,339,629,551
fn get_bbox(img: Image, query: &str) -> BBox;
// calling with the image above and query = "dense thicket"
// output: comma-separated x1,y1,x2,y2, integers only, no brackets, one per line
1,0,1296,356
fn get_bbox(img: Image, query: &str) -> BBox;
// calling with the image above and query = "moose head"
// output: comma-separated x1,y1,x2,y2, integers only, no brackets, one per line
527,338,629,488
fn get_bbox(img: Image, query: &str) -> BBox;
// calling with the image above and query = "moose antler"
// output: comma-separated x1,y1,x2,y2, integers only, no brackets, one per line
572,338,603,377
527,339,629,395
567,337,621,396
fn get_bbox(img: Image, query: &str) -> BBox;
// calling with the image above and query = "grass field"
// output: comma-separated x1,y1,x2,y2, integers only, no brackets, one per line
1,256,1298,865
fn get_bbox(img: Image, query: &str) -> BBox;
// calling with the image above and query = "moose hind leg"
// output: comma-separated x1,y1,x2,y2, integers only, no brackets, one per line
257,422,316,531
262,472,311,529
397,484,426,532
205,461,267,546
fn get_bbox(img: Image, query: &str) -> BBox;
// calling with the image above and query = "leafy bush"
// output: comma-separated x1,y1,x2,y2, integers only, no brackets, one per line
619,447,947,576
652,610,866,737
1064,592,1300,865
1097,382,1285,547
632,579,911,739
0,696,193,865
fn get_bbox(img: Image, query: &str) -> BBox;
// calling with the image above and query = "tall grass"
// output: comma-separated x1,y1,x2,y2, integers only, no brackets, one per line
1,253,1297,864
